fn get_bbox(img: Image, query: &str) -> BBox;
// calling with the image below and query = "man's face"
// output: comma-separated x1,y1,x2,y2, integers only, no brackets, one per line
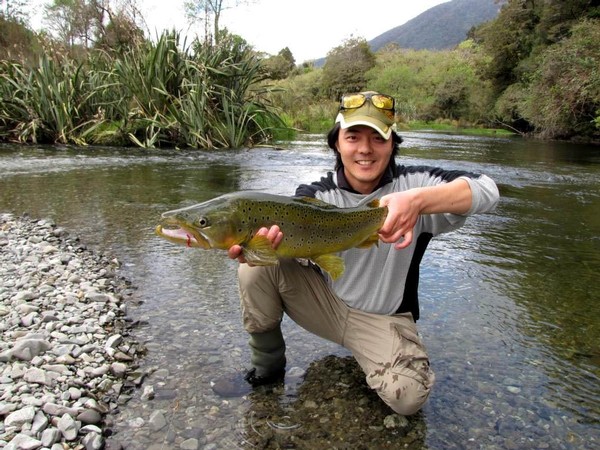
336,125,394,194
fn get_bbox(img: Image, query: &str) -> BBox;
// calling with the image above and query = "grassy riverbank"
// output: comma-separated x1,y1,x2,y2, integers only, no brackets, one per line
402,121,516,137
0,31,286,149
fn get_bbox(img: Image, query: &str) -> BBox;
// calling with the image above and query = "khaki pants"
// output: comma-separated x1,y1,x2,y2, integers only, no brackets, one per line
238,259,435,416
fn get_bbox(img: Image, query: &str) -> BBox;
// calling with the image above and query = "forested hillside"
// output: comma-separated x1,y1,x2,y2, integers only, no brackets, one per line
369,0,504,51
280,0,600,142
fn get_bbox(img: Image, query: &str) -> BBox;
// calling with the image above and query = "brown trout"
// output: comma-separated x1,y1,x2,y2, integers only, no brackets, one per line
155,191,388,279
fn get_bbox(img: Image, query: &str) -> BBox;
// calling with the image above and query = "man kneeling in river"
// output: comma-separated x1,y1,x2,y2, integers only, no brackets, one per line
227,91,499,415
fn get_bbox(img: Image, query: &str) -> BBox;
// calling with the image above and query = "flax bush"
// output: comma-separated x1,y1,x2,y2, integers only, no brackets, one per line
0,30,287,148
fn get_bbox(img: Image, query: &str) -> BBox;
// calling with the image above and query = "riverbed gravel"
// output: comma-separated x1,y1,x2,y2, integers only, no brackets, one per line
1,211,597,450
0,213,425,450
0,213,143,450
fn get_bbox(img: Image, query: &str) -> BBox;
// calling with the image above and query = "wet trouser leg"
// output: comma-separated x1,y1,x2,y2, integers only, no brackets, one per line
248,327,286,378
237,259,435,415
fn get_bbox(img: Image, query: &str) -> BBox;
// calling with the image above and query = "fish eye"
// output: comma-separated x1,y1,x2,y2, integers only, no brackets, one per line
198,217,209,227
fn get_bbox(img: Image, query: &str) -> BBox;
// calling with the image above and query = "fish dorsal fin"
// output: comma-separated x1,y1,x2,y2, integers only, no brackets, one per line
366,199,380,208
293,196,338,209
243,235,278,266
312,254,345,280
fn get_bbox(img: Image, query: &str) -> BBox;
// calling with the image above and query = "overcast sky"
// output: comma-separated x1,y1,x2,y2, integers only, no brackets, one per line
140,0,449,62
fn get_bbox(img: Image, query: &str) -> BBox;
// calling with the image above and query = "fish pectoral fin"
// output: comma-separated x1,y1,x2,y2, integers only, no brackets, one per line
356,232,381,249
312,254,345,280
243,235,278,266
366,199,380,208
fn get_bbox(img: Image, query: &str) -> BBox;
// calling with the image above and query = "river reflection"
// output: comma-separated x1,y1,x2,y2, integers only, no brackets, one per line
1,132,599,449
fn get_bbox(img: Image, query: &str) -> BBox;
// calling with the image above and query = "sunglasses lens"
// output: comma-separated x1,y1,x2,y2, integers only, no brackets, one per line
340,93,395,112
341,94,366,109
371,95,394,110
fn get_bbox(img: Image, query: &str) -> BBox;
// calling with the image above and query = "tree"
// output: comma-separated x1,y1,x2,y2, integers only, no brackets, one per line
96,9,145,52
474,0,600,137
535,0,597,44
184,0,252,45
44,0,98,47
43,0,145,50
0,13,39,62
279,47,295,69
472,0,539,93
365,44,494,124
521,19,600,138
321,37,376,100
262,47,295,80
1,0,29,23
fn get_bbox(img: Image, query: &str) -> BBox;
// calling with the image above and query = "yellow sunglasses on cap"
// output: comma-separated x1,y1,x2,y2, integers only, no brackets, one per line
339,92,395,111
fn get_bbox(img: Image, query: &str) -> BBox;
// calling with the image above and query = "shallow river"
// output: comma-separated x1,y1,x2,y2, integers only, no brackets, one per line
1,132,599,449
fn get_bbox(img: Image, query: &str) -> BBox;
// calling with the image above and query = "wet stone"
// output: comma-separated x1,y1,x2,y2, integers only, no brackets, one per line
5,405,36,428
180,438,199,450
58,413,80,440
148,410,168,431
383,413,410,433
0,214,139,449
77,409,103,425
6,433,43,450
82,431,104,450
211,371,252,398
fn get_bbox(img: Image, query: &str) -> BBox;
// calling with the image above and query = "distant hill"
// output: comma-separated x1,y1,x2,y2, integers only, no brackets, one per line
369,0,504,52
313,0,504,66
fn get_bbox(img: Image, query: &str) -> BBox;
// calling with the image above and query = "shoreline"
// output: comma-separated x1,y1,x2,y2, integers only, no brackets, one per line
0,213,142,450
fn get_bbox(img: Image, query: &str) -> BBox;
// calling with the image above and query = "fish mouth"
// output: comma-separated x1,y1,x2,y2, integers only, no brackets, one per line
155,219,211,249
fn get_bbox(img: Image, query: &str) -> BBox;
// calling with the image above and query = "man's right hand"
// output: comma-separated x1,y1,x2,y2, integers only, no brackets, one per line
227,225,283,264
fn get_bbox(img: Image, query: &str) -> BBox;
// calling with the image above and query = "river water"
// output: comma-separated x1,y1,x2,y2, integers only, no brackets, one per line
1,132,599,449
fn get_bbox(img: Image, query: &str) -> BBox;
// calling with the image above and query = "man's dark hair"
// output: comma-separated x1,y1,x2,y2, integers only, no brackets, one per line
326,123,403,170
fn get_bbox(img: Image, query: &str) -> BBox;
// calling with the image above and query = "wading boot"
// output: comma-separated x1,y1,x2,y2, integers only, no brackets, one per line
244,327,286,387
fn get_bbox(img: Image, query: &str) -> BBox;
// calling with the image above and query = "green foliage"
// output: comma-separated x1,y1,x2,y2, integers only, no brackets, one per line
473,0,600,139
2,0,598,143
0,0,29,23
0,15,41,63
269,69,337,132
519,19,600,138
95,13,146,53
43,0,146,52
493,82,527,125
321,37,376,100
535,0,595,44
262,47,296,80
473,0,539,93
365,50,432,121
0,30,288,148
0,55,100,144
365,45,494,124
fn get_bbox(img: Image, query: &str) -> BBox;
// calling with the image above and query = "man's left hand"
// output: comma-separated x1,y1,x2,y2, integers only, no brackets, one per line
378,191,421,249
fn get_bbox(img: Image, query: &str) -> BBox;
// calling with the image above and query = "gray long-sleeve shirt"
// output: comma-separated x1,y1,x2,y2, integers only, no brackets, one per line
295,164,499,319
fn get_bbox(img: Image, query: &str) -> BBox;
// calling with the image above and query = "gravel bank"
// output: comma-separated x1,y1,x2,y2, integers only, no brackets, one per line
0,213,142,450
